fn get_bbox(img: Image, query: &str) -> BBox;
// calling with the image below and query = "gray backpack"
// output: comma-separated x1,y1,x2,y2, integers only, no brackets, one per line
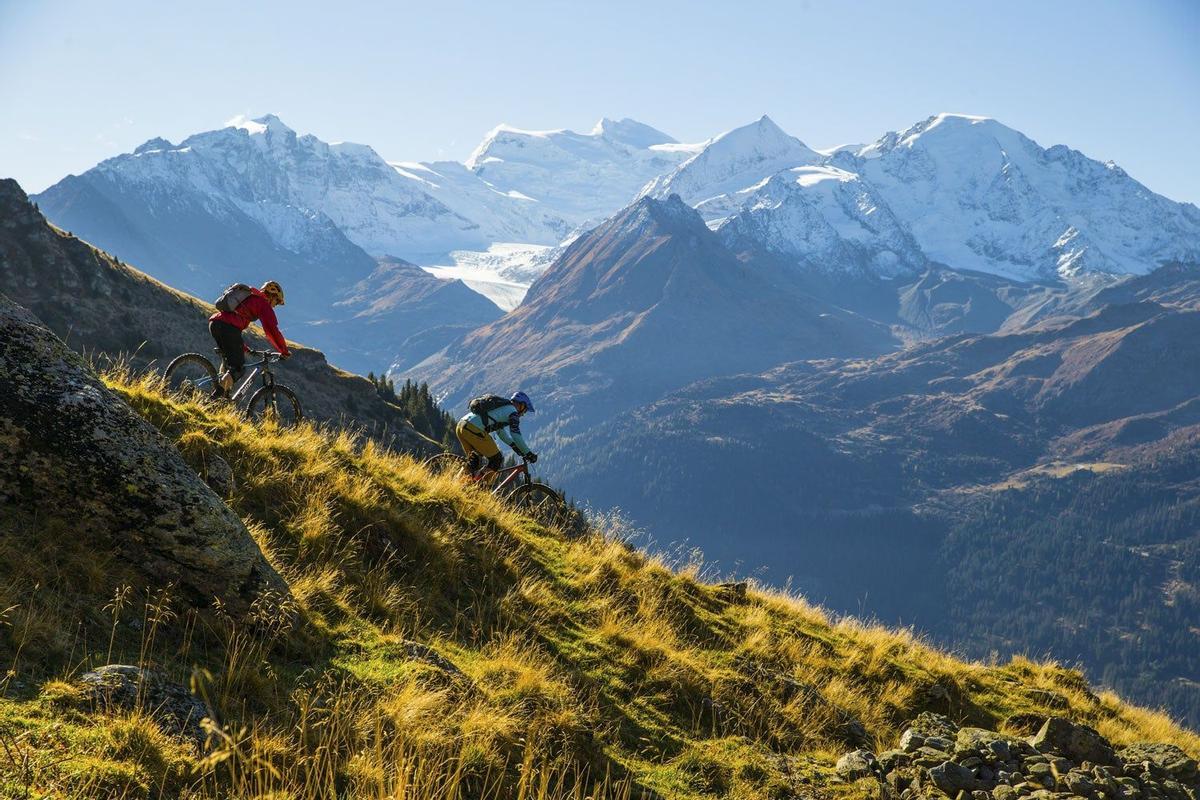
469,394,511,432
214,283,254,313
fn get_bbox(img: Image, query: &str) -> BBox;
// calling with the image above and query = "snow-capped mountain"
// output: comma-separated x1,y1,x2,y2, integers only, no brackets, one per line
465,118,701,226
842,113,1200,280
388,159,570,249
32,110,1200,341
33,114,701,303
639,115,821,221
32,114,479,306
212,115,475,257
716,166,926,277
33,120,381,315
637,113,1200,283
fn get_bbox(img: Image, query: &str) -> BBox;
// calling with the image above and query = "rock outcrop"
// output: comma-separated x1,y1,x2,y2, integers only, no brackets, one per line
0,294,285,612
839,713,1200,800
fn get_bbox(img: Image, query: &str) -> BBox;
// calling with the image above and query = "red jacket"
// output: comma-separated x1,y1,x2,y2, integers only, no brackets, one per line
209,289,290,356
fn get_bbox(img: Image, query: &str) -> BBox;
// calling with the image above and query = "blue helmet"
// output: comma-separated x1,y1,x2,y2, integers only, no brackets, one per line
511,391,535,413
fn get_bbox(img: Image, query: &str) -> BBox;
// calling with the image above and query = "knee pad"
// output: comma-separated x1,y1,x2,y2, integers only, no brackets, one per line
487,453,504,472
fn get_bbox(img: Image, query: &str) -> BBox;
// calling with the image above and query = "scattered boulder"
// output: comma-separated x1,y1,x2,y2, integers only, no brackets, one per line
837,749,880,781
80,665,210,746
716,581,748,603
838,718,873,750
398,640,464,678
1029,717,1116,766
955,728,1028,763
900,727,927,753
929,760,977,794
1118,744,1199,783
907,712,960,741
383,640,477,697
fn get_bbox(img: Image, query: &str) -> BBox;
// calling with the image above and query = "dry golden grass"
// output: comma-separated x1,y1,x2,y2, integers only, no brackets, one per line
0,369,1194,799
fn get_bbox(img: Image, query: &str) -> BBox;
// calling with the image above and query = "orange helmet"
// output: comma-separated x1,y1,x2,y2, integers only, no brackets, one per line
261,280,285,306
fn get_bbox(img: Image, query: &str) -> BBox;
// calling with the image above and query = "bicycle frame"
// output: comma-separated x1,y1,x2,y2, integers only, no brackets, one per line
228,358,274,402
211,349,277,401
472,460,533,493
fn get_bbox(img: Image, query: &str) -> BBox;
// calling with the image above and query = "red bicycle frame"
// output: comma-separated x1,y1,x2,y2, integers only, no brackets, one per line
470,460,532,493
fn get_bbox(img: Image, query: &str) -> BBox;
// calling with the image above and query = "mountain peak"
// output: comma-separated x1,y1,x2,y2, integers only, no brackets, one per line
638,114,820,217
591,117,677,147
226,113,295,137
625,192,706,232
860,112,1019,158
0,178,40,226
133,137,174,155
698,115,815,161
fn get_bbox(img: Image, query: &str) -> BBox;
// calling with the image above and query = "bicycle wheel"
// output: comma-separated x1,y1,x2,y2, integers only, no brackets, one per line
425,452,469,479
509,483,565,527
163,353,218,400
247,384,303,427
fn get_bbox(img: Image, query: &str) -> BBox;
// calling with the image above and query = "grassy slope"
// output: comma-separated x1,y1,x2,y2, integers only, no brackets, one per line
0,373,1196,799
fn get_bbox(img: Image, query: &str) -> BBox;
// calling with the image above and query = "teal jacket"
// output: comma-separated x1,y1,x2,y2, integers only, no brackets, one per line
463,404,531,455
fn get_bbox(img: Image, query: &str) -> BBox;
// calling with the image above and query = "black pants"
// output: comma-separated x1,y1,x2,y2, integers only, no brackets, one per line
209,320,245,380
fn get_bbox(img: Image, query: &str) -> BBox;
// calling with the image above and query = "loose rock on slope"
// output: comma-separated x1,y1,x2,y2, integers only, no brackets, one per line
79,665,211,746
842,712,1200,800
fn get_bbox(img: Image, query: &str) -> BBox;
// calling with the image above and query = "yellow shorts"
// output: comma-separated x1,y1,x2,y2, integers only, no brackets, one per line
456,420,500,460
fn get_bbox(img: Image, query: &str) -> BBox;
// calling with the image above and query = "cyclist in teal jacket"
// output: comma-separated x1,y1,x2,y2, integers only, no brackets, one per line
456,391,537,475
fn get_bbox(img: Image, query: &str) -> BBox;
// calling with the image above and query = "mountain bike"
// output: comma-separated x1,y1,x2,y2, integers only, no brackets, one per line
426,453,565,526
163,348,303,426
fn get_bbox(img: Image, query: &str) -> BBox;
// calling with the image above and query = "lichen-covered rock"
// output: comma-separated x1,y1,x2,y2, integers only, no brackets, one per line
1029,717,1116,767
837,749,879,781
929,760,977,794
992,784,1019,800
879,749,912,773
901,727,928,753
1118,744,1199,783
908,712,960,741
398,640,464,677
80,664,210,746
0,296,285,612
955,728,1034,764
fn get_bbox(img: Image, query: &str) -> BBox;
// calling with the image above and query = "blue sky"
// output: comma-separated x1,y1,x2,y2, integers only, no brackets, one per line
2,0,1197,202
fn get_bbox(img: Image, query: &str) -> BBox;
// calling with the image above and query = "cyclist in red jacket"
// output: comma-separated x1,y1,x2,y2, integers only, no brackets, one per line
208,280,290,397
